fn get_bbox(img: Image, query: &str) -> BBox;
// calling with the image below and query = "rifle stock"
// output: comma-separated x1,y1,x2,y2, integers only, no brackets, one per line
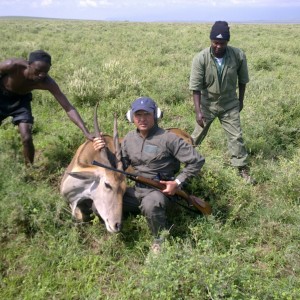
92,160,212,215
134,176,212,215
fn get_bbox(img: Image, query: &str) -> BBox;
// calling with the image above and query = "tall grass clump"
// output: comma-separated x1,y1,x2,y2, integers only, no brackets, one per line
0,19,299,299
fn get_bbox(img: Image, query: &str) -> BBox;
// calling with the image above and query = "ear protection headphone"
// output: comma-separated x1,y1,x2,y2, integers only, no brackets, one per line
126,105,163,123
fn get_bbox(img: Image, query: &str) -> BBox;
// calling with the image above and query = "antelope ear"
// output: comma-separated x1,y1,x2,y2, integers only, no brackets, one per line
67,171,98,180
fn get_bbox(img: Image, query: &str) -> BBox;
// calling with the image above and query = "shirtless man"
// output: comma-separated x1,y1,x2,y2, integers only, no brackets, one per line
0,50,93,165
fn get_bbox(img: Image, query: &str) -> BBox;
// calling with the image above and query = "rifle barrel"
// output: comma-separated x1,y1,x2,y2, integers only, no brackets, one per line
92,160,212,215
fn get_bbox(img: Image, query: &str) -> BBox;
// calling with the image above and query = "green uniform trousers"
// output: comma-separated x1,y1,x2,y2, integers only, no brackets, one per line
191,104,248,167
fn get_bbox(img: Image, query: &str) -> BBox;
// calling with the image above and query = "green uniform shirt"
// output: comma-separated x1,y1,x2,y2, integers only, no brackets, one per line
189,46,249,112
122,124,205,184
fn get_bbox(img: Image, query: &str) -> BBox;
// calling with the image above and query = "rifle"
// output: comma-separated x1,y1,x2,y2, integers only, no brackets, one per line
92,160,212,215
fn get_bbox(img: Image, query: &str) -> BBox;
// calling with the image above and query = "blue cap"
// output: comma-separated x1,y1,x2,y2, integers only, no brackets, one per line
131,97,156,113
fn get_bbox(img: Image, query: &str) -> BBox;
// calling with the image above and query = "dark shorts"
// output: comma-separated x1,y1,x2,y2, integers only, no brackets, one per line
0,89,34,125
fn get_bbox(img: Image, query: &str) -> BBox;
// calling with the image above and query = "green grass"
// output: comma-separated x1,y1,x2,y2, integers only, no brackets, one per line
0,19,299,299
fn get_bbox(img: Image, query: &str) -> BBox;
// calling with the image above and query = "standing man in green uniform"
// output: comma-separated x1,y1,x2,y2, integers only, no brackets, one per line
189,21,255,183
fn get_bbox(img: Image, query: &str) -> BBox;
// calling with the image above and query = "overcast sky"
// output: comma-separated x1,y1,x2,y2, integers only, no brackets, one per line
1,0,300,23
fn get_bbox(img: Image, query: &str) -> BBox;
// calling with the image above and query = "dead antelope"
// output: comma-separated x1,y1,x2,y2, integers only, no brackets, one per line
165,127,194,146
61,104,195,233
60,105,126,233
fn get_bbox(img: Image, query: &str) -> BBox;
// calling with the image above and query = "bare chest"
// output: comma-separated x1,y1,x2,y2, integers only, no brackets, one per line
1,74,39,95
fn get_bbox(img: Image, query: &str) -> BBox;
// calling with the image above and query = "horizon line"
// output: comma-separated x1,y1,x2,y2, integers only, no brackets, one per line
1,16,300,24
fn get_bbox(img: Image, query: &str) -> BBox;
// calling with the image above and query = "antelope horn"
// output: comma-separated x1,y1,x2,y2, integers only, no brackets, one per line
113,113,123,170
94,102,101,138
93,101,110,164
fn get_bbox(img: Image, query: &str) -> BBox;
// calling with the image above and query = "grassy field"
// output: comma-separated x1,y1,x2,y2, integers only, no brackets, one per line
0,18,299,299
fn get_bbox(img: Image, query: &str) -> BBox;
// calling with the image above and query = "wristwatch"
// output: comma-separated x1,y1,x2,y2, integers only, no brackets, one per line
175,178,182,187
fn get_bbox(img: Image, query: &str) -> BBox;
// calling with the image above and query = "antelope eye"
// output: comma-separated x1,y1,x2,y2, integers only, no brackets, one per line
104,182,112,190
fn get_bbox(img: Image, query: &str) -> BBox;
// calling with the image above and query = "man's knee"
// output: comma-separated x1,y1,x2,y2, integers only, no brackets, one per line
140,191,168,214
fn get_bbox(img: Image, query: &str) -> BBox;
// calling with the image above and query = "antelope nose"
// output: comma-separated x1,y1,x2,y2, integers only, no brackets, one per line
115,222,122,232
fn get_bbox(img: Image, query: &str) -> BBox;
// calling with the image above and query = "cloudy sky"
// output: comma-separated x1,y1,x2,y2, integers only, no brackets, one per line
1,0,300,22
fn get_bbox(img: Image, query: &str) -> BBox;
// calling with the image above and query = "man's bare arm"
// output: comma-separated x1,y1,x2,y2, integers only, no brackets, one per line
0,59,26,76
44,77,94,140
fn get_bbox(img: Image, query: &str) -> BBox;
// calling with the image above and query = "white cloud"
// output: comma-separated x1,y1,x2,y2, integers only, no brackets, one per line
41,0,54,6
79,0,115,7
31,0,63,8
79,0,98,7
1,0,300,9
